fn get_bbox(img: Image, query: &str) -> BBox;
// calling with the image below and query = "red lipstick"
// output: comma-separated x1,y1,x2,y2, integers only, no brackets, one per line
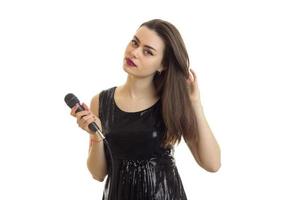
125,58,137,67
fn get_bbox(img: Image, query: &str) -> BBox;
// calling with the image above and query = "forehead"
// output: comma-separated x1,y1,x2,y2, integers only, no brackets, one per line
134,26,165,52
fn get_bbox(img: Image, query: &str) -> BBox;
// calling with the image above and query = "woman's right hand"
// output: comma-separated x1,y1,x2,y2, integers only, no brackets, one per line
70,102,102,136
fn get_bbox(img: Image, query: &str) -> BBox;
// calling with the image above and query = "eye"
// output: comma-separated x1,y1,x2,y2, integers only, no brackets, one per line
131,40,138,47
144,49,153,56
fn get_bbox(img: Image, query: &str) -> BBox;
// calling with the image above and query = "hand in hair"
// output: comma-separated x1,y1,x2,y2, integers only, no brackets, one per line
186,68,201,104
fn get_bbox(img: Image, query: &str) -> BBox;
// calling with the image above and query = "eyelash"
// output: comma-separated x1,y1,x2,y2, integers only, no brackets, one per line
131,40,138,47
131,40,153,56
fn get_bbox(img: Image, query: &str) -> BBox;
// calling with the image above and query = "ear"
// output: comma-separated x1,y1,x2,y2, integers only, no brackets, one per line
157,65,166,73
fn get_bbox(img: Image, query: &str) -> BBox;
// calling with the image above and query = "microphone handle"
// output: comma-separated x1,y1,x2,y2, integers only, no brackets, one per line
75,103,105,139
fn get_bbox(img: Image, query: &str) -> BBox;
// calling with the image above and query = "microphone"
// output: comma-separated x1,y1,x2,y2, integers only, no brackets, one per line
64,93,105,140
64,93,114,199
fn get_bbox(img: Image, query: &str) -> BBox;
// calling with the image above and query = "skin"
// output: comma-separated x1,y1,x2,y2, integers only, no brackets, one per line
186,70,221,172
120,26,221,172
69,26,168,181
116,26,166,108
70,26,221,182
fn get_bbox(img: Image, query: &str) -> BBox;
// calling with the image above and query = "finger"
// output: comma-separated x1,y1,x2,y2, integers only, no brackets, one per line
77,113,93,124
186,69,194,84
190,68,197,81
82,102,90,111
77,116,90,128
188,69,194,82
82,114,94,122
81,117,96,131
70,104,79,116
75,110,90,119
83,117,96,126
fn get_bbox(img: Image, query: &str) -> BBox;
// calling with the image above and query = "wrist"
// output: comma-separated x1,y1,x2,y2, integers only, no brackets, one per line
90,133,102,142
192,100,203,109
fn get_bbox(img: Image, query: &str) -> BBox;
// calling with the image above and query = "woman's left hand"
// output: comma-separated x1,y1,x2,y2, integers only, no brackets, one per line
186,68,201,104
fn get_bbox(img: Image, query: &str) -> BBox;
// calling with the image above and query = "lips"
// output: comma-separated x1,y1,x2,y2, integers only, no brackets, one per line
125,58,137,67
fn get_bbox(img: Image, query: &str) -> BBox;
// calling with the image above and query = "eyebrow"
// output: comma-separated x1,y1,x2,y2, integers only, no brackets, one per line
134,36,157,52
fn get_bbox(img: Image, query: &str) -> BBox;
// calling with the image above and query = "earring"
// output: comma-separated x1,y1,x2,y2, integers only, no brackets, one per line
157,71,161,75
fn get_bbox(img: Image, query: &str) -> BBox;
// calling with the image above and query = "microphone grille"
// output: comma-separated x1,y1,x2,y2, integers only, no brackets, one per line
64,93,79,108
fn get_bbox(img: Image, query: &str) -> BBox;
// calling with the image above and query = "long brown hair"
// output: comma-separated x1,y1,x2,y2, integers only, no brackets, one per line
140,19,199,148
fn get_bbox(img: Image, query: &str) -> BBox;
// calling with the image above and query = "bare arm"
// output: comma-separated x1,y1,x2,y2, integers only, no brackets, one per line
186,101,221,172
87,136,107,181
185,68,221,172
86,94,108,181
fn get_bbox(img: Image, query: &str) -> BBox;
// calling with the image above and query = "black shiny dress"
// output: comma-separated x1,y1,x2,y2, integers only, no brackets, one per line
98,86,187,200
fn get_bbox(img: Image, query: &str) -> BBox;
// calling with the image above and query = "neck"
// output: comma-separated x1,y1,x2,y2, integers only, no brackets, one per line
120,75,158,100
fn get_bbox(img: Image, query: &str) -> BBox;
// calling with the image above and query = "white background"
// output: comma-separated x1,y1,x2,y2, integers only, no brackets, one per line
1,0,299,199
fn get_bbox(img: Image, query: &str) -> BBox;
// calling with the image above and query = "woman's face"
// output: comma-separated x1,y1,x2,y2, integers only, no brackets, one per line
123,26,165,78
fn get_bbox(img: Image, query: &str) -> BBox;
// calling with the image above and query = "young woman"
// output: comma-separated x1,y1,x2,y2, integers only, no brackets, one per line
70,19,221,200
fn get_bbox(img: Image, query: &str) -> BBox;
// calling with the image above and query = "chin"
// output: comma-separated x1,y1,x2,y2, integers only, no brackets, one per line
122,65,130,73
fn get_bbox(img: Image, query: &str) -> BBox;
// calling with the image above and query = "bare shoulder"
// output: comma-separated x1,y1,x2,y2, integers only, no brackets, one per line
90,93,100,117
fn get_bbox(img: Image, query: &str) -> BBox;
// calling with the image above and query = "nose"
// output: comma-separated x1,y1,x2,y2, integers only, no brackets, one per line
130,47,140,59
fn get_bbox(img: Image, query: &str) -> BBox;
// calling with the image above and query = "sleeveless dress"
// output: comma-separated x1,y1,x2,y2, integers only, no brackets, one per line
98,86,188,200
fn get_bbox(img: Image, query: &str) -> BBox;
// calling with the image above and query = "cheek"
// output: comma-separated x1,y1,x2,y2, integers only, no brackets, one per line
152,56,163,67
143,58,161,70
